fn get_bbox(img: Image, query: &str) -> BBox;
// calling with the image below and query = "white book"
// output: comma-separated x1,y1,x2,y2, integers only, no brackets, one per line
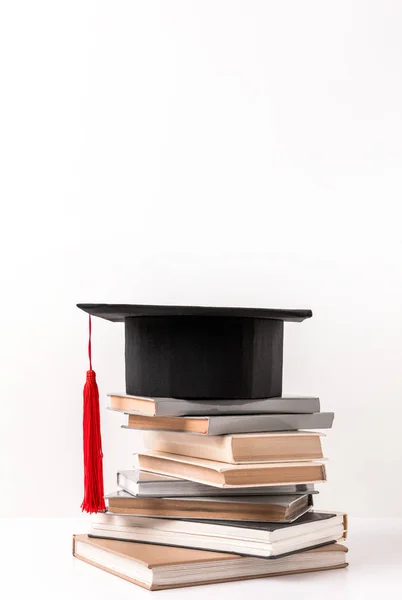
89,511,347,559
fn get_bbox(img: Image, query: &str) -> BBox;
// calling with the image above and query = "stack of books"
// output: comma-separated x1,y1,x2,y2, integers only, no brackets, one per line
74,303,348,590
73,392,348,590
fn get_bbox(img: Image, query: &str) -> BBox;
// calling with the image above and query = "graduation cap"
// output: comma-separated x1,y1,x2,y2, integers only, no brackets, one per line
77,303,312,512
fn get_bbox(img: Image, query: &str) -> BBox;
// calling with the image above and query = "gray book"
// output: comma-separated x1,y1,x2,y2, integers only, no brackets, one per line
117,469,317,497
123,412,334,435
108,393,320,417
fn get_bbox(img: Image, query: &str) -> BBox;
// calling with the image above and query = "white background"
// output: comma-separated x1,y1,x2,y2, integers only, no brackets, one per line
1,0,402,518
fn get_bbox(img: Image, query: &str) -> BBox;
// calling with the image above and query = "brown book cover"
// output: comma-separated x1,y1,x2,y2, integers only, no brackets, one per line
72,534,348,591
106,492,313,522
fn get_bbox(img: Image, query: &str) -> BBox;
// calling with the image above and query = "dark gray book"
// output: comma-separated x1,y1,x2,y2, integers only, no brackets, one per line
89,511,347,558
108,393,320,417
117,469,317,497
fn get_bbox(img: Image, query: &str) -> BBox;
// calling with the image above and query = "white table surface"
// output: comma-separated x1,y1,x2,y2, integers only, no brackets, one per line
1,517,401,598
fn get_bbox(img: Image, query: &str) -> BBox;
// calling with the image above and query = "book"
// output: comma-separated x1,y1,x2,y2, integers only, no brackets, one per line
117,469,317,497
136,451,327,488
124,412,334,435
143,430,324,464
90,511,347,558
105,491,313,522
108,393,320,416
73,534,348,590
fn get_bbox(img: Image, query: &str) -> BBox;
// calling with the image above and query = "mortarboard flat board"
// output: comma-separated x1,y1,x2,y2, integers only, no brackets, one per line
77,303,312,400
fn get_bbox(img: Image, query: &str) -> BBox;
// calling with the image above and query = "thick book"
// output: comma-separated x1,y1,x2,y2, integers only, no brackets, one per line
143,430,324,464
73,534,348,590
105,491,313,522
124,412,334,435
118,469,317,497
136,451,327,488
90,511,347,558
108,393,320,416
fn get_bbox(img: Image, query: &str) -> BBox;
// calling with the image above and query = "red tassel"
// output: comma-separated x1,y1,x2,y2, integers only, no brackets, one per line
81,315,105,513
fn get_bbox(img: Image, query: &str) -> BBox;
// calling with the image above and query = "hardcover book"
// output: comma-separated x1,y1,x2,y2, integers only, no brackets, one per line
108,393,320,416
90,511,347,558
135,451,327,488
73,534,348,590
117,469,317,497
142,430,325,463
105,491,313,522
124,412,334,435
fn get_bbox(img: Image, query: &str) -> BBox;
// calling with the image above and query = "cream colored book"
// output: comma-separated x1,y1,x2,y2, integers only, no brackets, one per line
142,430,325,464
135,451,327,488
73,534,348,590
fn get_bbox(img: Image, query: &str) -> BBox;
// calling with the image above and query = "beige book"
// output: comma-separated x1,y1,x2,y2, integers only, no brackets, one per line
128,413,209,433
143,430,324,464
72,534,348,590
136,451,327,488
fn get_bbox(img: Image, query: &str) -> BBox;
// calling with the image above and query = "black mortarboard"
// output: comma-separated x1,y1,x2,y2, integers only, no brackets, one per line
78,303,312,512
77,304,312,400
